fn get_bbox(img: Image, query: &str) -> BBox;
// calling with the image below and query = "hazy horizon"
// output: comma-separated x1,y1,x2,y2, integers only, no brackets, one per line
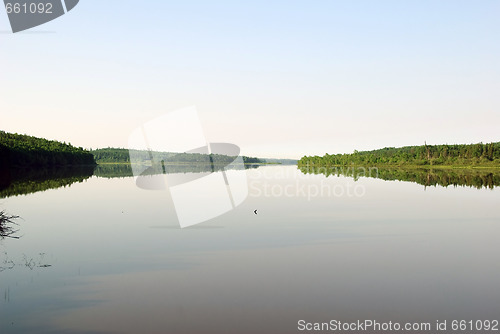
1,1,499,159
3,128,499,160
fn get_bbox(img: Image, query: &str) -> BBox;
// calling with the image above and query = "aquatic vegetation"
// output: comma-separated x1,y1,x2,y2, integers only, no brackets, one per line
0,210,20,239
1,252,51,272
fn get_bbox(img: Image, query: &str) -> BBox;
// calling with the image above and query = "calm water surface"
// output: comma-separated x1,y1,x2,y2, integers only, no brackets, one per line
1,165,499,333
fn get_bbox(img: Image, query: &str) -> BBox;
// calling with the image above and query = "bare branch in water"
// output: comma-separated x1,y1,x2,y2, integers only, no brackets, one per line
1,252,52,272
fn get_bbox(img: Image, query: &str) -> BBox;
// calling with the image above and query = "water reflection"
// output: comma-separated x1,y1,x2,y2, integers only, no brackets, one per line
0,164,261,198
0,165,96,199
3,163,499,200
299,165,500,189
1,165,499,333
3,163,499,201
95,162,260,179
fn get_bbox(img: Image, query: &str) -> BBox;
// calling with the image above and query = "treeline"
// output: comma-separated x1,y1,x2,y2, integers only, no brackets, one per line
0,131,95,167
91,148,265,164
299,142,500,167
243,156,264,164
91,148,133,163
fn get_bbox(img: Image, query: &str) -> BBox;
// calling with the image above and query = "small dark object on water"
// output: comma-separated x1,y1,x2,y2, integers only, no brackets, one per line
254,210,257,215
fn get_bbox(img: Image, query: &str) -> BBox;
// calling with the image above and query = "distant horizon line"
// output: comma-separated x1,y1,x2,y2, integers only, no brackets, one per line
1,129,498,161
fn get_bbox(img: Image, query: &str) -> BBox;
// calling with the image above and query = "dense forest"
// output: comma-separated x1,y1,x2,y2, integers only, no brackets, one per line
299,142,500,168
91,148,265,164
0,131,95,167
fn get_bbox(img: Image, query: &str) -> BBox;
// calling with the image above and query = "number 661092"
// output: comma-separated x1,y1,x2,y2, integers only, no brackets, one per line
5,2,53,14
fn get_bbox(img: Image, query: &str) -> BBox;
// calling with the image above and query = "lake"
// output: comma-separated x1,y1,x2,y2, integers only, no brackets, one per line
1,165,499,333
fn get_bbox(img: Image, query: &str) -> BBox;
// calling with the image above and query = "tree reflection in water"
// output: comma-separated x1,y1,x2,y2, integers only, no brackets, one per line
299,166,500,189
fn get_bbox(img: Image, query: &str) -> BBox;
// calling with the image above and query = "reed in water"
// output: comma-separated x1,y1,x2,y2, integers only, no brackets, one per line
0,210,20,239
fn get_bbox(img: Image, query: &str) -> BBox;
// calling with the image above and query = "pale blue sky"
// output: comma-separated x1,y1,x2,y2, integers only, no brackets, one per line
1,1,499,158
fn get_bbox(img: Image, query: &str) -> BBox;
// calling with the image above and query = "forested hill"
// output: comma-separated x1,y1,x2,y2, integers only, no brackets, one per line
0,131,95,167
91,148,265,164
299,142,500,167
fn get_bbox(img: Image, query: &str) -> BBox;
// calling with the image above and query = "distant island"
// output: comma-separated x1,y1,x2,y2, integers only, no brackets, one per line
299,142,500,168
90,148,265,165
